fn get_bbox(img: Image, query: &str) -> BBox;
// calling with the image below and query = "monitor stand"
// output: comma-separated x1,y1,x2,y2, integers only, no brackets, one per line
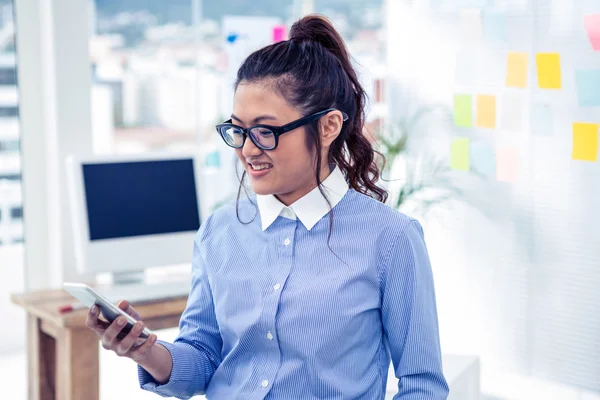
111,271,145,285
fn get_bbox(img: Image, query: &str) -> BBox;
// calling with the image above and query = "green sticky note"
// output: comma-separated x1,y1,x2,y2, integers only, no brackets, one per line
454,94,473,127
451,137,470,171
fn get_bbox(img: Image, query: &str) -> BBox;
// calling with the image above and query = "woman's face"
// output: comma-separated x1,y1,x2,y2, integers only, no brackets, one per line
232,82,318,206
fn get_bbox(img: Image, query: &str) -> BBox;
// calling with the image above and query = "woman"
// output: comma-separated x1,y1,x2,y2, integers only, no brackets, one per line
86,15,449,399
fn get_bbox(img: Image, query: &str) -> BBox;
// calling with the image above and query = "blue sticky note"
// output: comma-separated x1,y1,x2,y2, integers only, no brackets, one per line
483,12,507,42
205,151,221,167
575,70,600,107
531,103,553,137
470,142,496,176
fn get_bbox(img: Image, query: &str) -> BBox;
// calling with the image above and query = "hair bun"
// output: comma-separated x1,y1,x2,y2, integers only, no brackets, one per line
289,15,349,61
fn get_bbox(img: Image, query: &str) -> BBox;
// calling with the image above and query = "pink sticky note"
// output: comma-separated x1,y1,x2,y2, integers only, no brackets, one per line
273,25,286,42
584,14,600,51
496,146,519,183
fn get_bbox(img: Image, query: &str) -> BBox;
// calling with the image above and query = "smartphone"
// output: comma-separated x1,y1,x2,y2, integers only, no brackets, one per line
63,282,153,343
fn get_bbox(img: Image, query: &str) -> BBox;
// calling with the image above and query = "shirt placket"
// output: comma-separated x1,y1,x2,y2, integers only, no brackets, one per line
255,219,297,399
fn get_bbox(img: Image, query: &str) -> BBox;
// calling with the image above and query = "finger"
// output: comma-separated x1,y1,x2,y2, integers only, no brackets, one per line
86,305,110,333
115,321,145,356
118,300,142,321
129,334,158,361
102,316,128,347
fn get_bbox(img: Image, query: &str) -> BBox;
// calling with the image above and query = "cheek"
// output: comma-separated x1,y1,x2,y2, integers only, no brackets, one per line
273,136,314,171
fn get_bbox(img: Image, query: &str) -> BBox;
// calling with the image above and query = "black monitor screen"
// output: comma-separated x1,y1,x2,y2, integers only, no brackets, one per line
83,159,201,241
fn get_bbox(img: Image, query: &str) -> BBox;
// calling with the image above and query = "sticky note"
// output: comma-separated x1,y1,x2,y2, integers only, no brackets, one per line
272,25,286,42
531,103,553,137
584,14,600,51
496,146,519,182
470,142,496,176
460,9,483,42
476,49,505,86
500,93,525,132
455,52,477,86
476,95,496,129
536,53,562,89
483,12,507,42
454,94,473,127
205,151,221,167
451,137,470,171
575,70,600,107
572,122,599,162
506,52,528,88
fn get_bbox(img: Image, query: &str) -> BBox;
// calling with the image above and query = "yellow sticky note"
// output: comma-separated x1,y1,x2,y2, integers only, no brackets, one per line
496,146,519,183
506,52,528,88
476,95,496,129
536,53,562,89
572,122,599,161
451,137,470,171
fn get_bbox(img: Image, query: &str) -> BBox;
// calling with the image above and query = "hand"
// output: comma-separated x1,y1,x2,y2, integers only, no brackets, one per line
85,300,158,363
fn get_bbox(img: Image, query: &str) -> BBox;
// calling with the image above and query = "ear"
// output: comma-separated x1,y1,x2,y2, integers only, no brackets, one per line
319,110,344,148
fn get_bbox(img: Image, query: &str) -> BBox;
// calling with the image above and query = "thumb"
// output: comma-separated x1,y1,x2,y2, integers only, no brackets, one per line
118,300,142,321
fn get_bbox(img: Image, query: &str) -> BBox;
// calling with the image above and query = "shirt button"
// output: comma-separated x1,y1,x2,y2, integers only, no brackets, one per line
261,379,269,388
267,331,274,340
284,238,291,246
273,283,281,291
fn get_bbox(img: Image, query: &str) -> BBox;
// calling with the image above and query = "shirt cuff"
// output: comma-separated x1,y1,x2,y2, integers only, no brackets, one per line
138,340,205,398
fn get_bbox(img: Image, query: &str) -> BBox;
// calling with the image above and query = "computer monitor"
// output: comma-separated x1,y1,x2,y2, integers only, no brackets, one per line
66,153,203,283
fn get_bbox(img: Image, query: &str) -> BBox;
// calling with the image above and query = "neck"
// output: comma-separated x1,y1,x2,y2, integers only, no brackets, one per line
275,163,333,206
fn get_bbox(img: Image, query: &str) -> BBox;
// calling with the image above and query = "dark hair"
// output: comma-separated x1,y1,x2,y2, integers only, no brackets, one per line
234,14,388,229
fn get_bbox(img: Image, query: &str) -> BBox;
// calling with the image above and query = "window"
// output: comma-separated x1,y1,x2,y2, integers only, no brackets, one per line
0,106,18,117
0,173,20,181
0,0,25,361
89,0,386,212
10,206,22,220
0,67,18,85
0,139,19,152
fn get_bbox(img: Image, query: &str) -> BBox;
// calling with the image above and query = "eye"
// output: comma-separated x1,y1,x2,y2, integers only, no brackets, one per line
258,129,273,137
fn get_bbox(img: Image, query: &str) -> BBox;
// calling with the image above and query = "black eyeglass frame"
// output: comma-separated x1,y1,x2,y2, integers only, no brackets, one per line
215,108,349,150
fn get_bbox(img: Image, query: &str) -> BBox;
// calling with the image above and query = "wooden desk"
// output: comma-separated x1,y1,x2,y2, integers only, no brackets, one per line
11,289,187,400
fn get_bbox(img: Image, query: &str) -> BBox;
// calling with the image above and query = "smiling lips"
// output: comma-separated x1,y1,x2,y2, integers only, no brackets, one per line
249,162,273,171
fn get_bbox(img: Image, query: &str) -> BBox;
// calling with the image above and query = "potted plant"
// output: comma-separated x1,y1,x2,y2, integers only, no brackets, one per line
376,105,468,217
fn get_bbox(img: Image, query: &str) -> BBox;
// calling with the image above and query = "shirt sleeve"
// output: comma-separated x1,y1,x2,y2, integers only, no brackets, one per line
138,229,223,399
381,220,449,399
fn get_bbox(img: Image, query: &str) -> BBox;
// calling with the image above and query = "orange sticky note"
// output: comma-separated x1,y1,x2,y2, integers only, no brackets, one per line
572,122,599,161
536,53,562,89
506,52,528,88
476,95,496,129
496,146,519,182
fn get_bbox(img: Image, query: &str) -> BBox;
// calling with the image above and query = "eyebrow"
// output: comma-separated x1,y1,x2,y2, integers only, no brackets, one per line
231,113,279,125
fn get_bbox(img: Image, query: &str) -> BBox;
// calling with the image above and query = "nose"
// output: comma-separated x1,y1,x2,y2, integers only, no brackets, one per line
241,134,263,158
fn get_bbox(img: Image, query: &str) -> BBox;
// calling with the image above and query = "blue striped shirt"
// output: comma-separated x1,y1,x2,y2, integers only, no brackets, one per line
139,168,448,399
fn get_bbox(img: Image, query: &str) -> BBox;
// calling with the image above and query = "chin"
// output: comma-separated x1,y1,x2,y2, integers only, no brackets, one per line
248,181,275,196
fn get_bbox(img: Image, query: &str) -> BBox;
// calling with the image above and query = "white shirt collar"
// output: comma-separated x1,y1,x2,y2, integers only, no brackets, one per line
256,166,349,231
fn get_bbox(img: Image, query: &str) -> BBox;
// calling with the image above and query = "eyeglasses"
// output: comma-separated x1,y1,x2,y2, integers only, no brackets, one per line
215,108,349,151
